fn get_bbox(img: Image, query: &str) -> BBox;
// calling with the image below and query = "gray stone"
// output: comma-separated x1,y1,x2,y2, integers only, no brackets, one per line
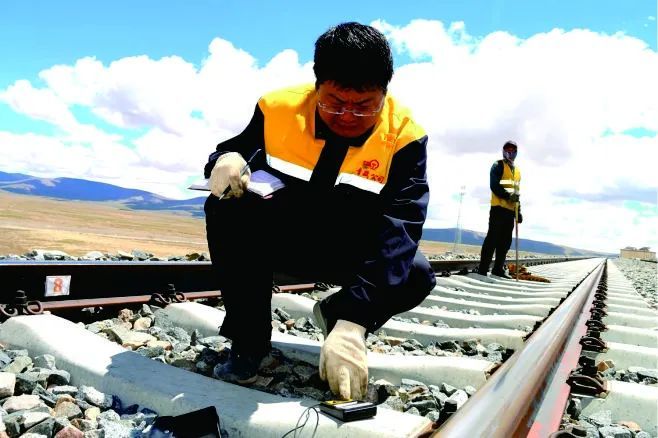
196,336,227,349
51,385,79,396
463,386,477,397
447,390,469,409
131,250,152,260
71,418,97,432
3,412,22,437
0,351,12,367
31,355,56,370
3,394,43,412
292,365,316,384
437,341,461,352
400,378,428,390
274,308,291,321
637,369,658,380
22,411,51,429
83,251,106,260
135,346,165,359
598,425,632,438
486,343,504,353
25,417,56,437
405,407,421,416
17,372,47,394
0,372,16,397
97,410,120,422
586,410,612,426
293,317,308,330
44,369,71,386
139,304,154,317
408,399,439,415
400,339,424,351
3,356,33,374
440,383,457,396
426,409,441,422
486,351,503,363
86,320,114,334
381,395,405,412
31,384,57,407
168,358,196,371
80,386,112,409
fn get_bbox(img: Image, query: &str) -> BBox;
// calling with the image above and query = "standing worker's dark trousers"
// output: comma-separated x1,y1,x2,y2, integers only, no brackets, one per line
478,206,516,275
204,189,436,360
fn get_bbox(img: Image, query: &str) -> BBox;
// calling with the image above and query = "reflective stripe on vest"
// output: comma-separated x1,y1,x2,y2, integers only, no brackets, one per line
267,154,313,181
491,161,521,211
258,84,425,194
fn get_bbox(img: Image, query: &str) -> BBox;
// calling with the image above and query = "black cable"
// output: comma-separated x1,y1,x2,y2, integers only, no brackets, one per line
280,403,322,438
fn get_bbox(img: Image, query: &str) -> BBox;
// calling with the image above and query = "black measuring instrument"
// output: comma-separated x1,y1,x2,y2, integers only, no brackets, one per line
319,400,377,422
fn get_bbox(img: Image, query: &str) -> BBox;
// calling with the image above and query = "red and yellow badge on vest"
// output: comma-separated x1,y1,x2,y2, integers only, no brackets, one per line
355,159,384,183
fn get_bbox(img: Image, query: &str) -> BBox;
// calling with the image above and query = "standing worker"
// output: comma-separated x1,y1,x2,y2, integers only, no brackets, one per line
477,141,522,278
203,22,436,400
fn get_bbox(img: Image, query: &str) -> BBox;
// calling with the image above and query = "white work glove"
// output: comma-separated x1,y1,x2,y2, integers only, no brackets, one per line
319,319,368,400
209,152,251,199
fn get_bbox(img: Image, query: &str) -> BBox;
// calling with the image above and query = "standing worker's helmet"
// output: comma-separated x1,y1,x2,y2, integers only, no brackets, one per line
503,140,517,162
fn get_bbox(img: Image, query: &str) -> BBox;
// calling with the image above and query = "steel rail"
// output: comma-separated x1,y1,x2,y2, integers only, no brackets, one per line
433,260,605,438
0,257,590,304
37,283,317,311
526,263,606,437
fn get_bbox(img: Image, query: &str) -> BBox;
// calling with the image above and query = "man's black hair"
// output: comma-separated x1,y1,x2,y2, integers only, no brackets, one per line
314,22,393,92
503,140,518,149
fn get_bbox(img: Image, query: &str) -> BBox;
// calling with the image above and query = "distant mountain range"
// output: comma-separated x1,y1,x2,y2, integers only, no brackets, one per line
421,229,607,257
0,170,206,217
0,170,608,256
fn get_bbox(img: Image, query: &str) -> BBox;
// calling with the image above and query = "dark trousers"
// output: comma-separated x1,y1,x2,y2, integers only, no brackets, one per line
478,206,516,274
204,191,435,358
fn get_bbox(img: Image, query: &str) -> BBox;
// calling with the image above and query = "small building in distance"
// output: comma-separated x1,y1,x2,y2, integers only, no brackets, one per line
620,246,657,261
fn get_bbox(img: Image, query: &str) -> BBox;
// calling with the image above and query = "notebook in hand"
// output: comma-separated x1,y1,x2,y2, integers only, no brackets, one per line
187,170,285,197
247,170,285,197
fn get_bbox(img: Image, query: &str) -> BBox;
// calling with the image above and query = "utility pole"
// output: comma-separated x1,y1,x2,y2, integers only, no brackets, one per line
452,185,466,253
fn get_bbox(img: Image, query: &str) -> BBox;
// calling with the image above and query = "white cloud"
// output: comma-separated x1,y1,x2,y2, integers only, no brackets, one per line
376,20,657,253
0,20,656,252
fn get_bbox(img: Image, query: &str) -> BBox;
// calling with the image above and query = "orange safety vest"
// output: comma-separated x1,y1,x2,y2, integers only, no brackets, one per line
258,84,425,194
491,160,521,211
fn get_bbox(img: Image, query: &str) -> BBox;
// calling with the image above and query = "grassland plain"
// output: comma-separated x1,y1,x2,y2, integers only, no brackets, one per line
1,190,542,259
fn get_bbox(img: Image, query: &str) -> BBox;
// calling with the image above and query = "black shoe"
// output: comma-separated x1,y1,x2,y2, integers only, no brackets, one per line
212,350,261,384
476,269,488,275
491,270,512,279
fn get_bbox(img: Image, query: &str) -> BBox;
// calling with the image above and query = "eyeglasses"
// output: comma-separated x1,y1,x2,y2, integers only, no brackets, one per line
317,97,384,117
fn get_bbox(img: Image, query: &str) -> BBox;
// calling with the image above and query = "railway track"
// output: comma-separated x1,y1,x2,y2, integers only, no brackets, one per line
0,257,655,437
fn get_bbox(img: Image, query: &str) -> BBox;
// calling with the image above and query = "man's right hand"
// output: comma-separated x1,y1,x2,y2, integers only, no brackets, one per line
509,193,520,203
209,152,250,198
319,319,368,400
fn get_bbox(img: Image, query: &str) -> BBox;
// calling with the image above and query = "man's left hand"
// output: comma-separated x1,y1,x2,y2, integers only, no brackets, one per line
319,320,368,400
518,212,523,224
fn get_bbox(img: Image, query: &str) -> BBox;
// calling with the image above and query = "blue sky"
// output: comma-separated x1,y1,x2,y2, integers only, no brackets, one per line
1,0,655,89
0,1,656,253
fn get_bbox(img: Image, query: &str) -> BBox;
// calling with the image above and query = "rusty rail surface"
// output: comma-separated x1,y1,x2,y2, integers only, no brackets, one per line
433,260,605,438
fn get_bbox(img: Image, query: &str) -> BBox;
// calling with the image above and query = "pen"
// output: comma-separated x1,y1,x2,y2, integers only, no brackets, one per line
217,148,262,200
